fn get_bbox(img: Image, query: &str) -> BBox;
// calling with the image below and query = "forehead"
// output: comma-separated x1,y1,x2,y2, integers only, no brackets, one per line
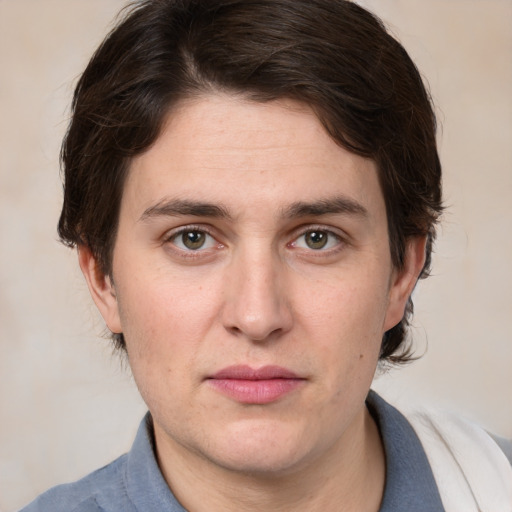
123,94,384,221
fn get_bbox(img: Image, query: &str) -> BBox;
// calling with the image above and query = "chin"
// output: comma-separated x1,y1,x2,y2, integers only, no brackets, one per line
198,420,317,477
209,449,308,478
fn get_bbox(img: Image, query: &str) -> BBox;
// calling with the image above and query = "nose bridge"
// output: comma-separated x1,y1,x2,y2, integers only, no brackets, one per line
223,239,292,341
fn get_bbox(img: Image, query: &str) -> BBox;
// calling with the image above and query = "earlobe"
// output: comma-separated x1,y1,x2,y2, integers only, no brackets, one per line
78,246,123,334
383,236,428,332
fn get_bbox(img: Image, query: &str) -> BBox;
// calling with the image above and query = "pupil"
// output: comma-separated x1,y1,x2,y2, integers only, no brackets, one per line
306,231,328,249
183,231,205,249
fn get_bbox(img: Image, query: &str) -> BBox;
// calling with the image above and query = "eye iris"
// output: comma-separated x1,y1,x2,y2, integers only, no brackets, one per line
305,231,328,249
182,231,205,250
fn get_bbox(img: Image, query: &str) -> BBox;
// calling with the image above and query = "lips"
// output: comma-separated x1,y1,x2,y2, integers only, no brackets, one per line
207,365,305,404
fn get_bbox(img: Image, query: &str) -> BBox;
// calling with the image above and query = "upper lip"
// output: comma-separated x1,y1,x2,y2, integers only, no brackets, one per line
209,365,302,380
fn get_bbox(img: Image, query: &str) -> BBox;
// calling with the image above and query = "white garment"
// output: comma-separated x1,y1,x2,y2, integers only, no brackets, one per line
408,411,512,512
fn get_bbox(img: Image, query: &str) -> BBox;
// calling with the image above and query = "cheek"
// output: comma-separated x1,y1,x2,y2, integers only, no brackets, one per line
114,270,224,381
118,269,211,331
302,277,389,343
297,275,389,384
116,285,195,412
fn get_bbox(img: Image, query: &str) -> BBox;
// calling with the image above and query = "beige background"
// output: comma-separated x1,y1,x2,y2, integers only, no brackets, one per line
0,0,511,510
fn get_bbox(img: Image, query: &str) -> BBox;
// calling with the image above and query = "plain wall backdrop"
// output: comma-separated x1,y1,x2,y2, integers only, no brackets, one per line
1,0,511,510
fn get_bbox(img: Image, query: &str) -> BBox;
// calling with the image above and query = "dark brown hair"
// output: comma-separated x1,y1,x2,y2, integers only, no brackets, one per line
58,0,443,362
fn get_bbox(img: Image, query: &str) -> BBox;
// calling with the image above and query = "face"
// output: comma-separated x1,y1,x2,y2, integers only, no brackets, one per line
81,95,424,477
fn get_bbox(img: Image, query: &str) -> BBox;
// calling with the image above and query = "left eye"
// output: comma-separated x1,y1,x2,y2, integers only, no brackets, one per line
170,230,218,251
292,229,341,250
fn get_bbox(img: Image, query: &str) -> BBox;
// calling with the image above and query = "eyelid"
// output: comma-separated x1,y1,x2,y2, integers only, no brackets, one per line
288,224,347,251
163,224,223,252
290,223,346,240
161,222,347,256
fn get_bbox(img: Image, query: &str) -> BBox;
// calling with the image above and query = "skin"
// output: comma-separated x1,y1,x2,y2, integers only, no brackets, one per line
80,95,426,512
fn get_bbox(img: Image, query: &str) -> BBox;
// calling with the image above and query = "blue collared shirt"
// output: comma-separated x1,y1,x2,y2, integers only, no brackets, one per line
20,391,444,511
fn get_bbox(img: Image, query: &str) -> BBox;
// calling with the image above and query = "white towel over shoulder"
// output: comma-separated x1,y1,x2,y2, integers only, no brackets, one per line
408,410,512,512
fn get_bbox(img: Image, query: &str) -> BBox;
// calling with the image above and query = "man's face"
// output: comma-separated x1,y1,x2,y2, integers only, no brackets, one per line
82,95,422,475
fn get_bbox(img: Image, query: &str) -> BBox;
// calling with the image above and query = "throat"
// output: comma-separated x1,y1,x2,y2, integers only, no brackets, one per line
153,406,386,512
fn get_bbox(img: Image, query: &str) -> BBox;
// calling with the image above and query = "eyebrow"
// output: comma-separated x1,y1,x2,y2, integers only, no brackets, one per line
139,195,368,223
139,199,232,222
281,196,368,219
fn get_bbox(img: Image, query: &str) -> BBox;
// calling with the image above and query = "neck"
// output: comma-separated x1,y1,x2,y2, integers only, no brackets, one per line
154,406,385,512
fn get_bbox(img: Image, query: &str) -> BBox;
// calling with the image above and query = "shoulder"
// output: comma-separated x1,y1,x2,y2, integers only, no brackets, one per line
406,408,512,511
490,432,512,466
19,454,134,512
19,413,185,512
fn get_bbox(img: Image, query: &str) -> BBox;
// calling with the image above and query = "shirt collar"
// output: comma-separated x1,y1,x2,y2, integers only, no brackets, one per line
367,390,445,511
124,392,445,511
125,413,187,511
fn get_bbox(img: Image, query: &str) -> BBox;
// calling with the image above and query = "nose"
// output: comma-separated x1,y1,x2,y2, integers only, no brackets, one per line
222,246,293,342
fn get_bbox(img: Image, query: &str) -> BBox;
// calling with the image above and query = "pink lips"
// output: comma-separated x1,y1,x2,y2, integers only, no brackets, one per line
207,365,305,404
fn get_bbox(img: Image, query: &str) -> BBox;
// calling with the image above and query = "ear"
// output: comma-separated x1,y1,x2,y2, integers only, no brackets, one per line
78,246,122,334
383,236,427,331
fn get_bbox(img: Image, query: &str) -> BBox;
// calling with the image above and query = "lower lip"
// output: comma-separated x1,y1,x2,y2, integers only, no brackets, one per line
208,378,303,404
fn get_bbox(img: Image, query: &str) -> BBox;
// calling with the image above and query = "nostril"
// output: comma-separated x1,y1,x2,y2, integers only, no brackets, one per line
225,321,286,343
227,325,242,336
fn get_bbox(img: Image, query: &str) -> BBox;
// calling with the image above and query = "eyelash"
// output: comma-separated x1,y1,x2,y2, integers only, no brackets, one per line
163,224,346,258
163,225,222,258
288,226,344,253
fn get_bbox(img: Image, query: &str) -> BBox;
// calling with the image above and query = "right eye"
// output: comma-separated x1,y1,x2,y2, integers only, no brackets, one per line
168,229,218,251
